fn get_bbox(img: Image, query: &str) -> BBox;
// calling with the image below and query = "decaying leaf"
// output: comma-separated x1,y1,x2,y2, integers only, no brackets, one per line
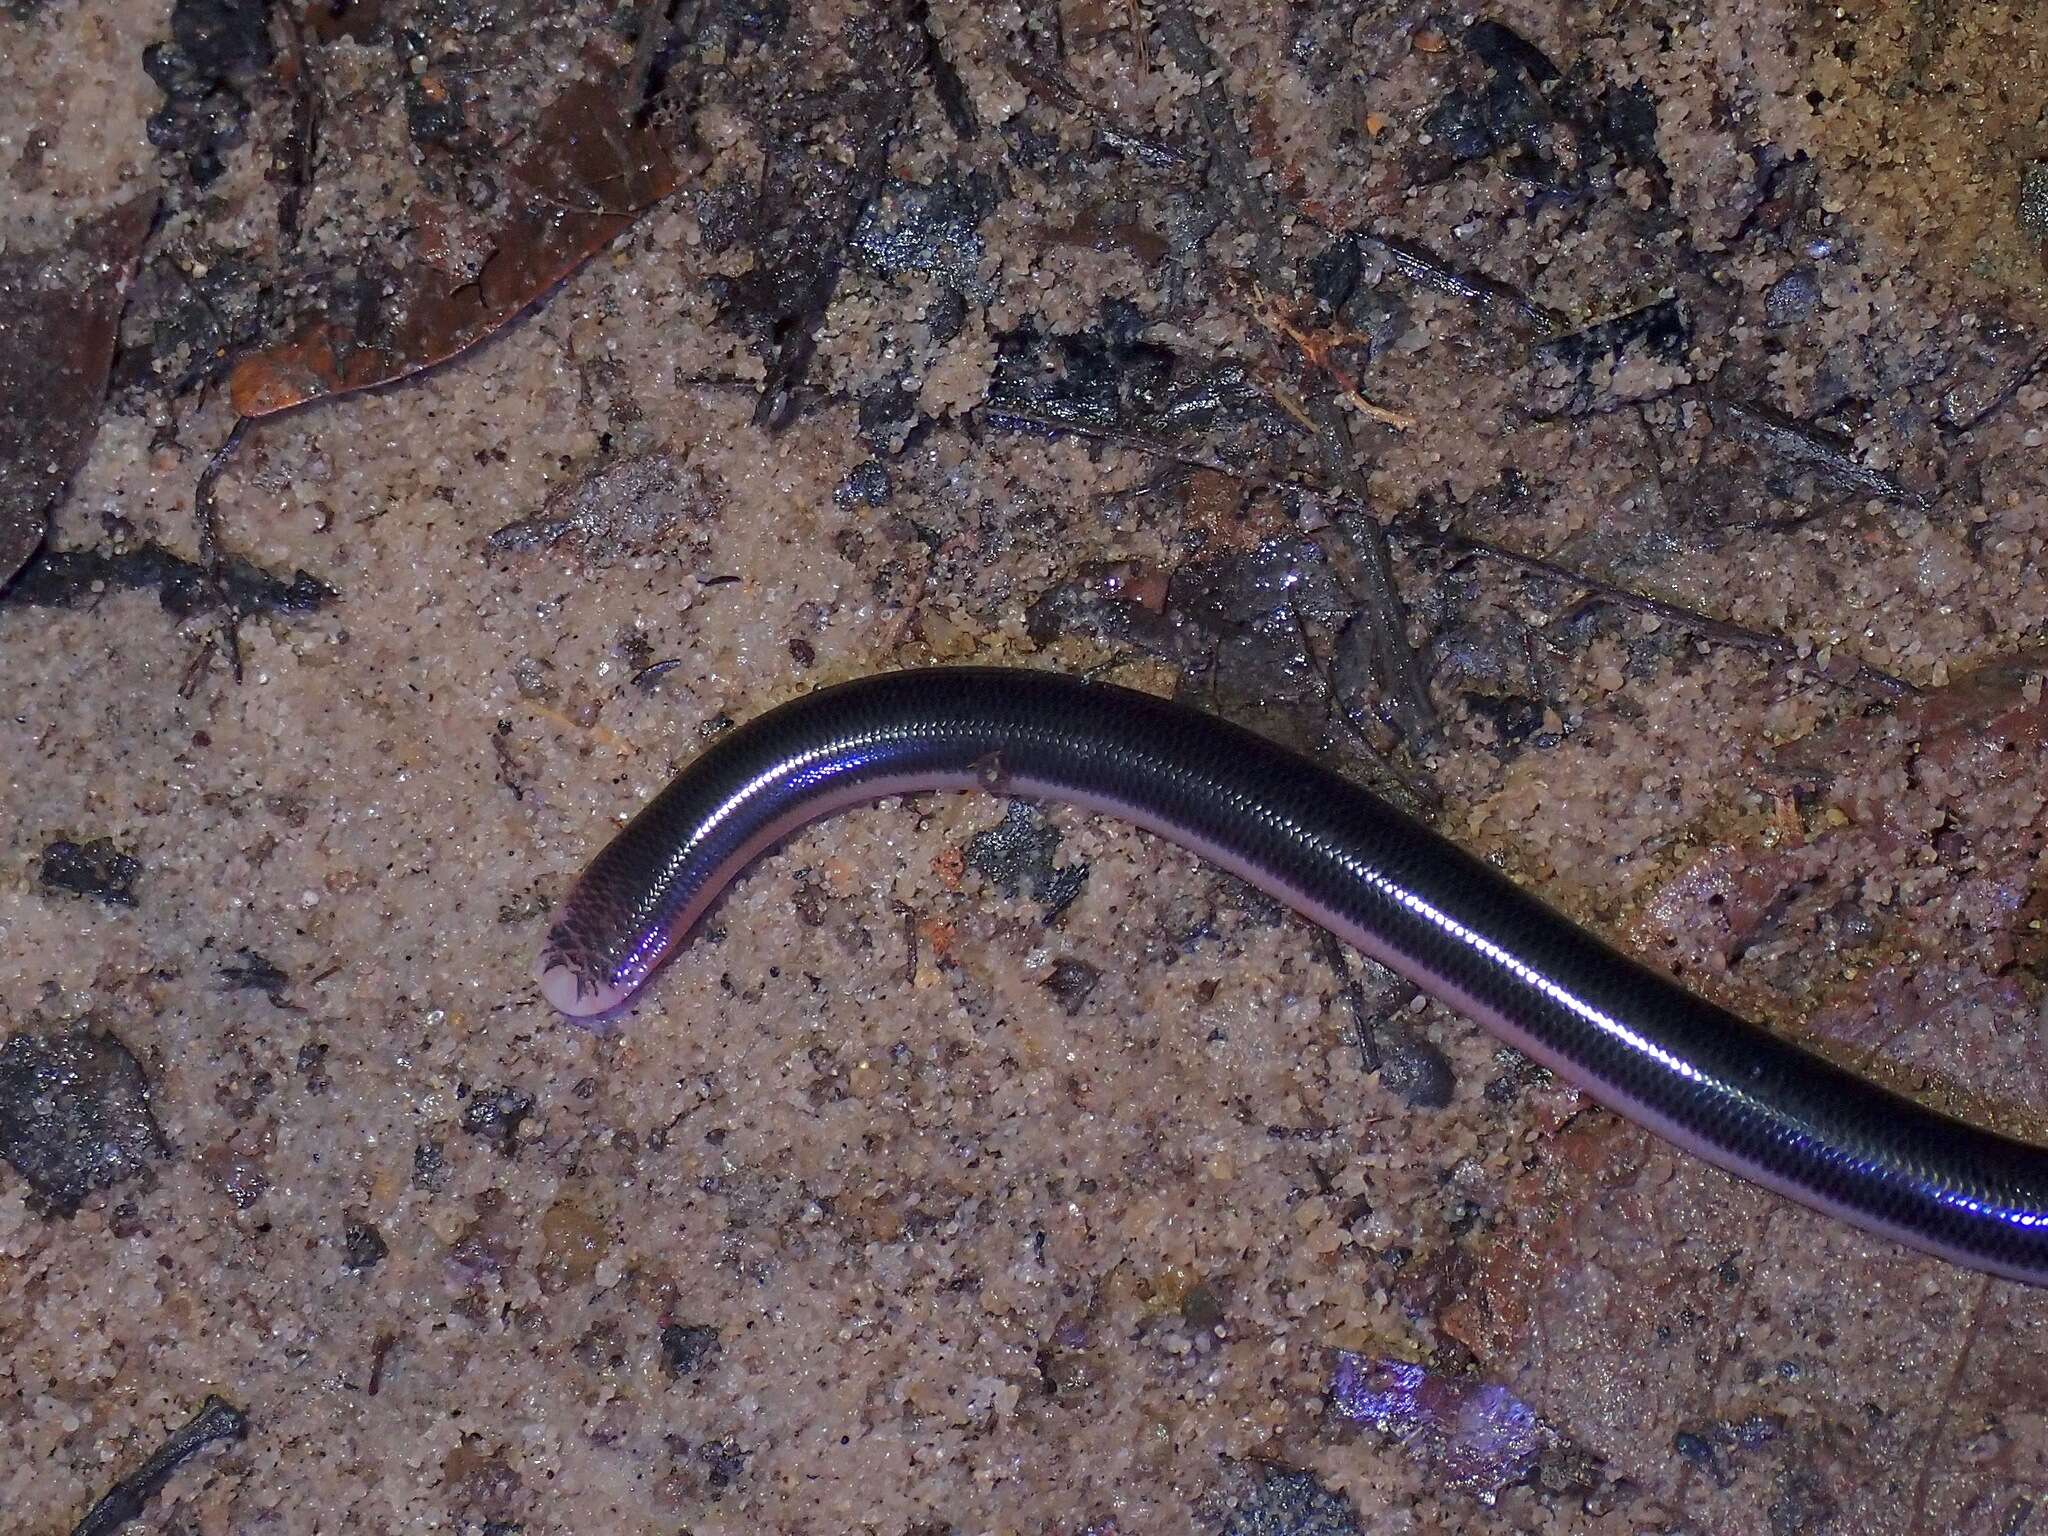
0,196,157,591
226,80,677,417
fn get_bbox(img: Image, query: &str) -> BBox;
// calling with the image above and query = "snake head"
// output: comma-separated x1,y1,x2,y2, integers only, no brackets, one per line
536,927,634,1019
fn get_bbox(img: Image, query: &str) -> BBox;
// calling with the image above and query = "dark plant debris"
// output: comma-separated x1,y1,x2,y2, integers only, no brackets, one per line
852,175,1001,304
460,1086,536,1156
660,1322,721,1377
271,6,317,239
1212,1461,1364,1536
835,461,893,508
908,0,977,141
697,10,925,432
488,453,714,564
1040,957,1103,1016
1417,20,1666,202
1230,273,1415,430
1024,558,1181,657
985,305,1277,464
189,414,254,677
217,948,291,1003
4,542,335,619
0,1028,169,1216
1709,396,1930,511
39,839,143,908
412,1138,449,1192
966,803,1089,921
1003,54,1189,171
1396,524,1916,699
142,0,271,185
1021,538,1437,814
1943,343,2048,438
1039,7,1438,754
992,383,1913,708
68,1394,248,1536
1315,932,1455,1107
343,1218,389,1272
1375,1018,1456,1110
1311,483,1436,746
0,196,157,594
112,245,275,401
1529,298,1692,417
1366,233,1563,336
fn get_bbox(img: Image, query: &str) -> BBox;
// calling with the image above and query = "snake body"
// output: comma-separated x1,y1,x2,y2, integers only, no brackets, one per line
539,667,2048,1284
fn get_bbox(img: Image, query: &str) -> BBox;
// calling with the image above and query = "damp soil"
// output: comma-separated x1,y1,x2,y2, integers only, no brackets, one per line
2,1,2046,1533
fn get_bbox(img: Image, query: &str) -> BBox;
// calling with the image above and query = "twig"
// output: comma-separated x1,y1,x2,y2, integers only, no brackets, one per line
1155,4,1435,750
974,405,1919,702
1228,272,1416,431
1413,525,1920,699
899,903,920,985
976,403,1313,490
631,658,688,690
752,90,906,433
1003,55,1185,169
979,404,1434,739
1943,344,2048,439
1313,928,1420,1076
671,373,761,393
1366,232,1563,336
273,6,318,242
911,0,979,140
194,416,250,682
70,1395,248,1536
1283,601,1443,813
1906,1277,1990,1536
1301,396,1437,742
1155,5,1271,259
1709,396,1928,511
177,639,215,700
624,0,682,122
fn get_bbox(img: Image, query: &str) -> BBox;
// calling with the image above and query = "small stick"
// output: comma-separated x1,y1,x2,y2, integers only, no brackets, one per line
1366,232,1563,336
977,404,1280,482
1282,601,1443,813
193,417,250,682
1002,55,1187,169
1415,526,1920,699
1228,272,1416,431
974,406,1918,701
273,6,318,241
1316,927,1383,1073
1709,396,1928,511
1944,345,2048,439
70,1395,248,1536
623,0,679,121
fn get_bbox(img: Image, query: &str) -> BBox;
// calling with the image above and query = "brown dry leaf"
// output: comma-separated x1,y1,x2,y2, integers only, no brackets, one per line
227,80,678,418
0,195,157,590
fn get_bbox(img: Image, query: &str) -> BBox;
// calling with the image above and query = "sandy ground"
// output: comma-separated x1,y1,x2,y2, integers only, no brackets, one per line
3,0,2047,1532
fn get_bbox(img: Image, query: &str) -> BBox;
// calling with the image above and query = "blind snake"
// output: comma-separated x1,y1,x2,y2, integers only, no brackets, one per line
538,667,2048,1285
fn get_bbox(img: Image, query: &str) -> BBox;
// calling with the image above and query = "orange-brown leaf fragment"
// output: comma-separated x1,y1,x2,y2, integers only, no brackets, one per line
228,80,678,418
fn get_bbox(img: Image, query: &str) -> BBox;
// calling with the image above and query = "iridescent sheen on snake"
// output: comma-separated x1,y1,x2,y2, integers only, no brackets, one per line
538,668,2048,1285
